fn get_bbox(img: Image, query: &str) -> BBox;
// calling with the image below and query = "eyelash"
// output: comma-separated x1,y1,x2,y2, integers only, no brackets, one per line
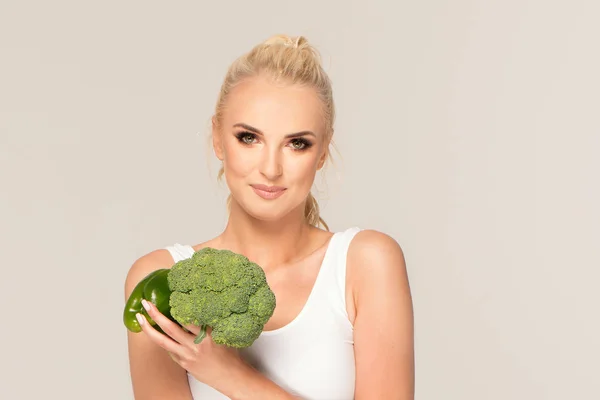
234,131,313,151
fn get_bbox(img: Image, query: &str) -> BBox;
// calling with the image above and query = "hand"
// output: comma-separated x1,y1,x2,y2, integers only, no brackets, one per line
136,299,251,394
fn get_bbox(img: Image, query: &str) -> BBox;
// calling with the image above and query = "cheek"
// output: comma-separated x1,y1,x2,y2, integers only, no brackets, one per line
285,155,319,186
223,142,254,178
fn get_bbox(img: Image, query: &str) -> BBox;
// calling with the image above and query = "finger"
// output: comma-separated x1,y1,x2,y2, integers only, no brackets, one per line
182,324,212,346
184,324,201,336
141,299,195,344
136,313,185,357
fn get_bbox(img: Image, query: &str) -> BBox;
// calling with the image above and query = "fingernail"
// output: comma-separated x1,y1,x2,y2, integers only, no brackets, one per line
141,299,150,311
136,313,145,325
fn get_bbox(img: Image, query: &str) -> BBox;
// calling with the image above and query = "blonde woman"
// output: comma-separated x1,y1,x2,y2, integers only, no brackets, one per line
125,35,415,400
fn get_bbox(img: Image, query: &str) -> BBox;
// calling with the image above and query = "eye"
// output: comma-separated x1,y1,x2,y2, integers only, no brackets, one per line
235,132,257,145
290,138,312,151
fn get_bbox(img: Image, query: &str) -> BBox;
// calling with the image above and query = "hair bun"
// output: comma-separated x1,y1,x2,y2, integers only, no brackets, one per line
263,34,309,50
293,36,308,49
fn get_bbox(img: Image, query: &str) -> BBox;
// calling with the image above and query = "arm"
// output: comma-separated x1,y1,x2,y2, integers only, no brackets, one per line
125,250,194,400
348,230,415,400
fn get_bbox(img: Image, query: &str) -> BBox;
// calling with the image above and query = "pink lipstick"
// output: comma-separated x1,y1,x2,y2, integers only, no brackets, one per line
251,184,287,200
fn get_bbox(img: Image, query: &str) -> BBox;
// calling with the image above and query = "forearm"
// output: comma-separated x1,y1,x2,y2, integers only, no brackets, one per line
220,363,298,400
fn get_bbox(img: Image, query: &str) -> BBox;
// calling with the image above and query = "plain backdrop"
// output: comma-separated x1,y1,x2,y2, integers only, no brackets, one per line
1,1,598,399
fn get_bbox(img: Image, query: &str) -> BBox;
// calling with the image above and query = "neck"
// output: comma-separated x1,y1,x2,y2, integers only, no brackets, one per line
218,200,314,269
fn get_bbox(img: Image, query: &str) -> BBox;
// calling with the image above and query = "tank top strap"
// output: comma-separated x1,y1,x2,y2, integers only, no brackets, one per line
165,243,195,263
334,226,362,297
312,226,362,318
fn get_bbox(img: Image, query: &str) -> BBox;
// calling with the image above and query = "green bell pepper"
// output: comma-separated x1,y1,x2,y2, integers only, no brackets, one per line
123,268,176,333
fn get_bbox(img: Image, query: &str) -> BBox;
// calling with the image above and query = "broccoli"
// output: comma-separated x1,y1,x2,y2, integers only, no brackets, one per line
167,247,276,348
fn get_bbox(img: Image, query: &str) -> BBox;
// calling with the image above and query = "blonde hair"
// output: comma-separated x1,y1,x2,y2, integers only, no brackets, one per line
213,34,335,231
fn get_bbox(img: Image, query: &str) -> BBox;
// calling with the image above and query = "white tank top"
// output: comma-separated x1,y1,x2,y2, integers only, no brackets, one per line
165,226,362,400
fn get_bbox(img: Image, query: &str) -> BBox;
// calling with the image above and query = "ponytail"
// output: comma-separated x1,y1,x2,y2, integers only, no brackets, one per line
305,192,329,230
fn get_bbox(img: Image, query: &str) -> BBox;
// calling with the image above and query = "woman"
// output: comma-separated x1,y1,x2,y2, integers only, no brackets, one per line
125,34,414,400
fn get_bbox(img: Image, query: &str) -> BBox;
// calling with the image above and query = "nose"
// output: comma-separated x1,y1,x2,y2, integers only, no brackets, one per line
259,146,283,181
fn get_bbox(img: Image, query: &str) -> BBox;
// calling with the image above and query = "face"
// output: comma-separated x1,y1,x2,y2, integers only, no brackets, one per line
213,75,328,222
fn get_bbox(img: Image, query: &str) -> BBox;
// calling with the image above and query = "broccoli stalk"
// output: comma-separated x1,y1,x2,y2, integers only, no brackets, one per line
194,326,207,344
167,247,276,348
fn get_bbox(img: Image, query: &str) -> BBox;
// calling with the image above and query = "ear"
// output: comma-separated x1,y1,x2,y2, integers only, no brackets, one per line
212,116,224,161
317,135,332,170
317,149,328,170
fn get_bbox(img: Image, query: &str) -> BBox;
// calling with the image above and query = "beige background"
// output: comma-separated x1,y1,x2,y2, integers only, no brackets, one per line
1,1,599,399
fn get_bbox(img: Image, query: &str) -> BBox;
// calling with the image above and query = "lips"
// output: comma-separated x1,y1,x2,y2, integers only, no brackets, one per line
251,184,286,192
251,184,287,200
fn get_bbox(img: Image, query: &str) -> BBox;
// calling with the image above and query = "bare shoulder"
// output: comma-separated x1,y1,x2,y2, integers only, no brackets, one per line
346,229,412,318
349,229,405,256
347,229,408,281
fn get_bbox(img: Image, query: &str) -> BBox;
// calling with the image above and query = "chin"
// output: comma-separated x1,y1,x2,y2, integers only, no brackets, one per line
245,200,289,221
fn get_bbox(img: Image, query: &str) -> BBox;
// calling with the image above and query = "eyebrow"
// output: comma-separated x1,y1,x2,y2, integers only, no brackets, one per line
233,123,316,139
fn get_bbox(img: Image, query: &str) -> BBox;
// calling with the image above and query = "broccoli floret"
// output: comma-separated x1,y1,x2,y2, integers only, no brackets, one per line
167,247,276,348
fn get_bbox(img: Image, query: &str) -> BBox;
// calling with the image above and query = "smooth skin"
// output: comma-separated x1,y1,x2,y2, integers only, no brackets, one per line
125,74,414,399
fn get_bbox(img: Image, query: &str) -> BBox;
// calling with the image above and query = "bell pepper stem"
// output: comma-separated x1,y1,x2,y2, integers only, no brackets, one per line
194,325,207,344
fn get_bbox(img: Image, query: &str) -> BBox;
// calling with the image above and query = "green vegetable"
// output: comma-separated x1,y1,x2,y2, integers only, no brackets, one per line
168,247,276,348
123,247,276,348
123,268,176,334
